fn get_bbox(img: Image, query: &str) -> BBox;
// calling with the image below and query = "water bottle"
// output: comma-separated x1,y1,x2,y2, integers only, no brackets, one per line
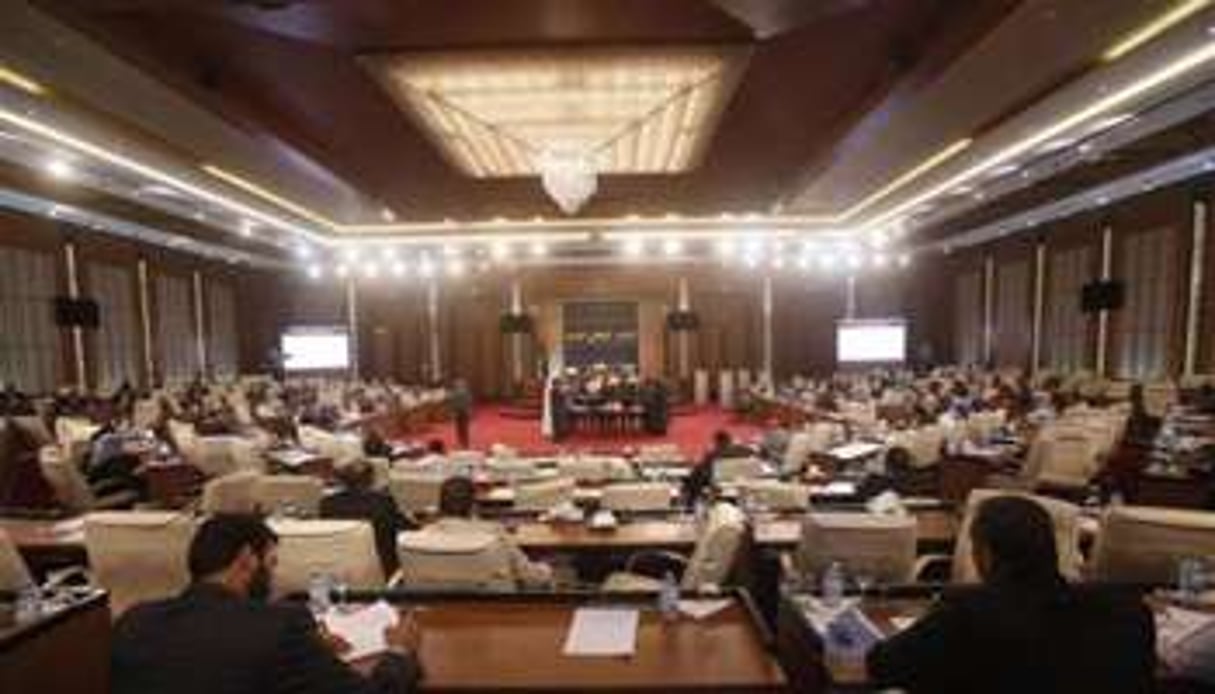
14,585,41,623
308,572,332,616
657,572,680,622
822,561,845,608
1178,557,1207,604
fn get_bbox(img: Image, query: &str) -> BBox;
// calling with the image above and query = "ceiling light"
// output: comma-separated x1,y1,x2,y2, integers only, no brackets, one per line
873,253,889,268
841,138,973,219
335,264,350,278
381,207,397,222
846,254,862,270
362,262,380,279
490,241,512,261
1103,0,1213,62
715,238,737,256
239,219,255,237
447,259,466,276
623,238,645,257
419,257,435,278
296,244,314,259
818,253,836,270
771,257,785,270
343,248,360,263
44,158,74,180
0,65,46,95
392,261,407,277
897,253,911,268
306,264,322,280
662,238,685,256
797,256,811,270
530,241,549,257
863,40,1215,229
442,244,459,257
200,163,333,229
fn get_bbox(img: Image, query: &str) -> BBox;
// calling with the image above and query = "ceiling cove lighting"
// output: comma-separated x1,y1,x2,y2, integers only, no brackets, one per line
1102,0,1214,62
0,65,46,96
44,158,74,180
839,138,973,220
201,163,334,229
0,106,327,244
861,39,1215,230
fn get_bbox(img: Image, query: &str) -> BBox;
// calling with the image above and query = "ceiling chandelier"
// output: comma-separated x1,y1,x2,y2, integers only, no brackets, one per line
537,148,598,215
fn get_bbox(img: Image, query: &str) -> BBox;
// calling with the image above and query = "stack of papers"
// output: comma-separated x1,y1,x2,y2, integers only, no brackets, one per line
1157,605,1215,678
562,608,639,657
321,601,400,661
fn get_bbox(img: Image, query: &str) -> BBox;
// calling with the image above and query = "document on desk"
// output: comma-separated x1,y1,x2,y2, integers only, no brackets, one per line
321,601,399,661
562,607,639,657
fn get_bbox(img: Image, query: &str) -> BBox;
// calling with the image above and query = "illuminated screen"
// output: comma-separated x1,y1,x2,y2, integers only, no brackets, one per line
281,327,350,371
836,320,907,364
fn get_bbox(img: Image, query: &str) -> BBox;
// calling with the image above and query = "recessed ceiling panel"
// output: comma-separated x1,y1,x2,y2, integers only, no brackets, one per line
364,46,750,178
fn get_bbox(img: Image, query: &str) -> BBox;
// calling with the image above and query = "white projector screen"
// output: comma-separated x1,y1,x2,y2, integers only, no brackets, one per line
836,319,908,364
281,327,350,371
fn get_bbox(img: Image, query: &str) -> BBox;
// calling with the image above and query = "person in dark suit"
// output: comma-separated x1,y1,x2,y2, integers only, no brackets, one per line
682,430,751,507
866,495,1155,694
449,379,472,449
320,460,416,576
111,514,422,694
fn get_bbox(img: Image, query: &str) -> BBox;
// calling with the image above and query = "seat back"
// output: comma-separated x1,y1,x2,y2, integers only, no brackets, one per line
682,502,748,591
1031,430,1100,490
191,436,262,477
84,511,195,617
557,456,629,483
0,528,33,592
781,432,815,475
485,458,539,484
952,489,1083,583
388,472,448,515
737,480,811,511
132,399,161,431
38,445,95,513
1091,505,1215,583
253,475,324,517
600,482,673,512
795,512,917,584
199,470,262,514
714,456,766,482
396,527,516,592
514,477,576,512
269,519,384,597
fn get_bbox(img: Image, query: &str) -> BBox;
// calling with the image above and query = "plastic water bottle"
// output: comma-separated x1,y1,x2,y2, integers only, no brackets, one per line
822,561,845,608
308,572,332,616
658,572,680,622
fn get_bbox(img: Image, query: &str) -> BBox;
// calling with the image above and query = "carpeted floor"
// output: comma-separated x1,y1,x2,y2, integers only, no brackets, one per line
410,405,763,460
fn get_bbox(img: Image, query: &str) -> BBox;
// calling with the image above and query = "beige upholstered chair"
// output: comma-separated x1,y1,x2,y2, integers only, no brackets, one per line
199,470,262,514
949,489,1084,583
83,511,195,616
1091,505,1215,584
38,445,135,513
388,471,447,516
0,528,33,592
513,477,576,512
780,431,816,476
1024,429,1100,491
557,456,633,483
252,475,324,517
737,480,811,511
298,426,362,465
484,457,539,484
395,527,516,592
889,426,944,470
600,482,674,512
190,436,263,478
131,399,161,431
794,512,917,584
603,502,748,592
55,416,99,448
714,456,767,482
269,519,384,597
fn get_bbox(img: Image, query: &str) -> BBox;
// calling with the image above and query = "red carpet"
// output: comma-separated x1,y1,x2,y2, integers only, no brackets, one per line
409,405,762,460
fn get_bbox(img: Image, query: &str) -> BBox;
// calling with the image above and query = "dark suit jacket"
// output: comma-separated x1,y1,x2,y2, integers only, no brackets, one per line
320,488,414,576
112,584,420,694
866,579,1156,694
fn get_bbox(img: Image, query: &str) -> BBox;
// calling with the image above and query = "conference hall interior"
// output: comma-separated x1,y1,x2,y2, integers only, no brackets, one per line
4,1,1215,692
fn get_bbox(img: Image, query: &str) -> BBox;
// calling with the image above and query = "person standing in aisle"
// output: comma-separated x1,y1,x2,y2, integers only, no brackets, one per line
450,379,473,449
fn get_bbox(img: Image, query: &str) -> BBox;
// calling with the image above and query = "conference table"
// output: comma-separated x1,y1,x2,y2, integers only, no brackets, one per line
355,593,786,692
0,589,109,694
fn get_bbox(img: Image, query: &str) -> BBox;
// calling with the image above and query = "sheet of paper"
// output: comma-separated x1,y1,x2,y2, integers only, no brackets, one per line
677,598,732,621
562,607,639,657
321,600,399,661
1158,606,1215,680
889,616,918,632
52,517,85,535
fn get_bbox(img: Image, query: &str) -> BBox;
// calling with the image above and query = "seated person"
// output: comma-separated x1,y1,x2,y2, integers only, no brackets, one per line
682,430,753,506
866,495,1155,694
403,477,551,589
112,514,422,694
320,460,416,576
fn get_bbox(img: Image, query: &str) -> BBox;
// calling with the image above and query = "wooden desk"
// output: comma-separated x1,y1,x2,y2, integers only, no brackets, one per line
0,591,110,694
0,516,86,574
367,596,785,692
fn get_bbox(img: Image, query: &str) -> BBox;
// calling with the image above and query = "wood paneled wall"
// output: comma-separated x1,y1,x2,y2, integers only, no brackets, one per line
0,207,280,391
938,180,1215,379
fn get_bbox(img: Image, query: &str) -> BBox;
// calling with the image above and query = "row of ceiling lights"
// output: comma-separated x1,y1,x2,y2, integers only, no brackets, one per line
0,0,1209,256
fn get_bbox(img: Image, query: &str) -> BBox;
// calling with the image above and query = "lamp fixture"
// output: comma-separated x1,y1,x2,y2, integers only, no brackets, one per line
1103,0,1213,62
